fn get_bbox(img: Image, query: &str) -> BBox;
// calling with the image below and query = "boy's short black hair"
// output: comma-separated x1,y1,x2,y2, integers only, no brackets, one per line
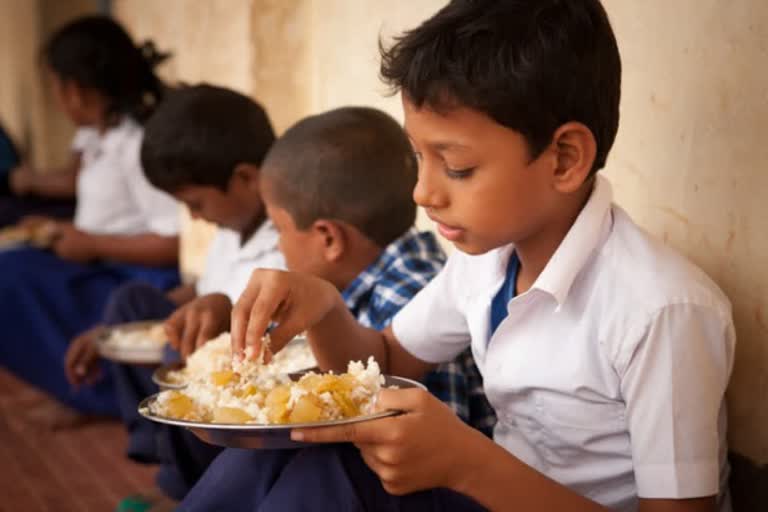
380,0,621,174
141,84,275,192
262,107,417,248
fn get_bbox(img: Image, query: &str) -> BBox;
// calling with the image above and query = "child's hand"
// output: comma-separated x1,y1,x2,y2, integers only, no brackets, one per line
18,215,54,230
165,292,233,359
231,269,339,359
9,164,36,196
64,325,106,388
53,223,95,262
291,387,482,495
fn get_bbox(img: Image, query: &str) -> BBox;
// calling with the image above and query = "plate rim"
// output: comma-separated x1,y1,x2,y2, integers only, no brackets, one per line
97,320,167,363
138,374,424,431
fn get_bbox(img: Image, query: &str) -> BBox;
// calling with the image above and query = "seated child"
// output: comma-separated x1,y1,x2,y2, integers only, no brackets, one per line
182,1,734,512
63,84,285,505
0,16,179,418
179,105,494,511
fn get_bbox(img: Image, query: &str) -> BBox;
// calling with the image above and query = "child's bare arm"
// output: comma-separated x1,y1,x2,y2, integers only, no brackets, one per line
53,224,179,266
10,154,80,198
165,284,197,307
231,269,435,379
293,389,713,512
165,293,232,359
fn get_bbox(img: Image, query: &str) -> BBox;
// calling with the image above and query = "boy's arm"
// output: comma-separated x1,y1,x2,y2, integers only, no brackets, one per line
231,269,435,379
53,223,179,266
294,388,716,512
165,284,197,307
10,154,80,198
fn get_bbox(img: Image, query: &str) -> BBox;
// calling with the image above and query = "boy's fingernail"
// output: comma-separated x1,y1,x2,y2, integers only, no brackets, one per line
291,430,304,441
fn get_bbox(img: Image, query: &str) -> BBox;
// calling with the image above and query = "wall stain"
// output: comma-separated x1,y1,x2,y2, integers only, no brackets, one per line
755,307,768,332
659,207,690,225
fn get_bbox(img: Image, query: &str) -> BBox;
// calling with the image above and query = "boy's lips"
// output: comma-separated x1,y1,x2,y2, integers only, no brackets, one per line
428,214,465,242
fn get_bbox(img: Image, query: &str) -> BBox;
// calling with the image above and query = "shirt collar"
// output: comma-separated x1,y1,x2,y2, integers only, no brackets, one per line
531,174,614,306
342,227,437,310
235,219,280,262
97,116,139,154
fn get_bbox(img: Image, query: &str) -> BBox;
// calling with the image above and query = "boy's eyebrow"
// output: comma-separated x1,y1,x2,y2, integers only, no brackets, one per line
404,132,472,152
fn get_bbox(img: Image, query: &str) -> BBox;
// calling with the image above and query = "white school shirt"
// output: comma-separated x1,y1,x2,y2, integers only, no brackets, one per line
74,117,179,236
392,175,734,512
195,220,285,303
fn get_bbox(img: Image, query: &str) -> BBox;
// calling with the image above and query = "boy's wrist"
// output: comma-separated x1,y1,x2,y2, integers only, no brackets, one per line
449,427,507,497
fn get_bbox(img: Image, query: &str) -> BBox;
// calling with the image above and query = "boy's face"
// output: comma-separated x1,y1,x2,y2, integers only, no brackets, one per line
261,178,333,281
174,183,255,233
403,96,562,255
263,202,328,278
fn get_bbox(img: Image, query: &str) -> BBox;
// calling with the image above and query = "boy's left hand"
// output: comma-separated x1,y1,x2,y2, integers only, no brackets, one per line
53,223,96,262
291,387,479,496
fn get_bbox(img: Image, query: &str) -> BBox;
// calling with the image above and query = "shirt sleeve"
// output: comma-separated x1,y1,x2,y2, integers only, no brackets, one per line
71,127,98,153
618,302,735,499
123,132,180,236
195,230,225,297
391,252,473,364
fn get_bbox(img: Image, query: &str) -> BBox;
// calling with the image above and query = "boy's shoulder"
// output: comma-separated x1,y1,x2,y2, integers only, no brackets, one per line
598,206,731,319
375,228,446,281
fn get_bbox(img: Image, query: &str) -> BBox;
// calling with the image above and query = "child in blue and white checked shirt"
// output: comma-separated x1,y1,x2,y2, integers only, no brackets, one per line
176,106,494,511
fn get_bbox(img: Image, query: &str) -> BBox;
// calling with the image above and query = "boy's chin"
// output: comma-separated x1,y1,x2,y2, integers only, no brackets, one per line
451,238,497,256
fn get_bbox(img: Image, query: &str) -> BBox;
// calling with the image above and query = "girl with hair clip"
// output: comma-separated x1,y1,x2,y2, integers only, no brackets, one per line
0,16,181,425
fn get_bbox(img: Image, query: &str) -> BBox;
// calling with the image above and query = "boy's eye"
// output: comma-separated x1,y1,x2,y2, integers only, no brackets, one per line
445,166,475,180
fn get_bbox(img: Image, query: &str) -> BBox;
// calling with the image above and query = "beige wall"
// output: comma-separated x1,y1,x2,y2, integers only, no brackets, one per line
115,0,768,464
0,0,97,168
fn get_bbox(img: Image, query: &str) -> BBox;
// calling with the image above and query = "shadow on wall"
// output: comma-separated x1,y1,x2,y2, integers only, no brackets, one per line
729,452,768,511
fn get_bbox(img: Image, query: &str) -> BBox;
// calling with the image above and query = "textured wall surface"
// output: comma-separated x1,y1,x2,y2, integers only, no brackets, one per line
0,0,97,168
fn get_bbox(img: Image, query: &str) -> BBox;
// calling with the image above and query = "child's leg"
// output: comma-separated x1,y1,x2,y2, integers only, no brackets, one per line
0,248,121,416
104,282,224,500
154,426,223,501
103,282,177,462
179,445,487,512
0,195,76,227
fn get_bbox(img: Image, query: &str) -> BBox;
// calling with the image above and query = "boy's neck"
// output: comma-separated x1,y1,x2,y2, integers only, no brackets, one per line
514,182,594,294
238,210,266,247
331,235,384,292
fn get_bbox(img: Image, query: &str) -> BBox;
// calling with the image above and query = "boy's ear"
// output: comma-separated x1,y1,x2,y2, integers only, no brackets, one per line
232,163,261,189
550,122,597,193
311,219,346,263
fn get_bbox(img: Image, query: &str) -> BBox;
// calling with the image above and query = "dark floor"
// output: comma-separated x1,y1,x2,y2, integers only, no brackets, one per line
0,369,155,512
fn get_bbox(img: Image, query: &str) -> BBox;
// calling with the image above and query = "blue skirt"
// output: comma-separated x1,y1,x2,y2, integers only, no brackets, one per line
0,247,179,416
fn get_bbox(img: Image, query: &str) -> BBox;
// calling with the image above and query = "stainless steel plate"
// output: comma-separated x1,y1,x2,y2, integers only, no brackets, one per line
151,361,186,390
97,320,167,365
138,374,425,449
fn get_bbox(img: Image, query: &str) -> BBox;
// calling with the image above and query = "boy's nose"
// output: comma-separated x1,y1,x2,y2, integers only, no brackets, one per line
413,168,447,209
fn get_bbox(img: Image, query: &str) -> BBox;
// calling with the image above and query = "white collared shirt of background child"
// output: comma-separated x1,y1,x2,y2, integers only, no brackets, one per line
196,220,285,303
392,175,734,512
73,117,179,237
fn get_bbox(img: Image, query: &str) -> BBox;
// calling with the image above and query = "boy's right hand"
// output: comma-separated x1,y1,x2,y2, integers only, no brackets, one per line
165,293,233,359
231,269,339,360
65,325,106,388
